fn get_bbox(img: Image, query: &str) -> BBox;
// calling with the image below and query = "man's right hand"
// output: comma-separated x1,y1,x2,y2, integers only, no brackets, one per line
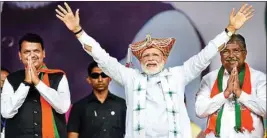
55,2,81,34
24,57,32,84
224,68,236,98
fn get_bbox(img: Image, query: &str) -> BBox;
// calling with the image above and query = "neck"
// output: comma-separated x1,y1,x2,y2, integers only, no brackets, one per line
93,89,109,103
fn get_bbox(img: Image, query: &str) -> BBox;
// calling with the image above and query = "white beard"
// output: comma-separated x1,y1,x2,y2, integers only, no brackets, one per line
141,61,165,75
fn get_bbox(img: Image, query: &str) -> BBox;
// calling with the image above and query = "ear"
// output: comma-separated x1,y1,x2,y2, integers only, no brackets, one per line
18,52,22,60
108,77,112,82
243,50,247,60
43,50,46,58
163,57,167,64
86,77,92,84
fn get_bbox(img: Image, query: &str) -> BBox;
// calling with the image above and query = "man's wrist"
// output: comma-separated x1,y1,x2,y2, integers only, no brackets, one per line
226,25,236,36
224,90,230,98
33,79,40,86
72,26,82,33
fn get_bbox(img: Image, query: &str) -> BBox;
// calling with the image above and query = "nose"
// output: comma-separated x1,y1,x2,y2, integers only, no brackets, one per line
98,75,103,82
147,55,154,61
228,51,235,57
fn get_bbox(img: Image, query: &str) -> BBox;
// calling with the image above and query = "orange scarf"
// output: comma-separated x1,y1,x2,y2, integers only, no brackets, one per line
205,63,254,136
38,64,65,138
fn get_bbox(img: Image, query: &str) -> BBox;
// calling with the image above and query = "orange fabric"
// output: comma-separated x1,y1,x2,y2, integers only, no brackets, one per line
205,63,254,135
39,68,65,138
205,80,219,134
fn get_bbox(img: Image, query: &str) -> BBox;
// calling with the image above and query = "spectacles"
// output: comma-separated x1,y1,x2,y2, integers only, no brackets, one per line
221,49,246,56
90,72,108,79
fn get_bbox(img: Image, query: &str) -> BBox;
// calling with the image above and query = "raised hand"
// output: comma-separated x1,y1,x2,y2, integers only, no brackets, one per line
227,4,254,32
55,2,81,33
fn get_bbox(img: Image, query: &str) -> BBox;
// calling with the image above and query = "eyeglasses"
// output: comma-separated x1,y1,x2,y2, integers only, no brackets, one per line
221,49,246,56
90,72,108,79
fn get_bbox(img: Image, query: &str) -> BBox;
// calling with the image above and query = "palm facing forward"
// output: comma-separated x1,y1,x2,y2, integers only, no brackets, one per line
55,2,81,32
228,4,254,31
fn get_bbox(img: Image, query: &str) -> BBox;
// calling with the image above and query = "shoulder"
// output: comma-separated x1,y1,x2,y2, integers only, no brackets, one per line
249,67,266,78
73,95,90,106
7,69,24,79
109,93,126,108
6,69,25,86
202,69,219,81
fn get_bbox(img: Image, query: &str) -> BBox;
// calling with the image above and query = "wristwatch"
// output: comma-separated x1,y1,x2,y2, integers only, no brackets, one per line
225,28,233,37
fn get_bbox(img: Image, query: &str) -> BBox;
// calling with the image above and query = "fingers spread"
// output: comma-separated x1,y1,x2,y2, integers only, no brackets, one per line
57,5,68,14
238,3,248,13
64,2,73,14
243,5,253,15
55,9,65,17
56,14,65,22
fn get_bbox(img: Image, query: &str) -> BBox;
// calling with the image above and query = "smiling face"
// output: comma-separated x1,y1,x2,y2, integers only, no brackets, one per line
18,41,45,69
220,42,247,73
140,48,166,75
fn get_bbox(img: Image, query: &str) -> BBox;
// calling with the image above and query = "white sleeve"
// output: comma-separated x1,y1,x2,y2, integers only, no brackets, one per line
1,79,30,118
35,75,71,114
237,74,266,117
195,77,227,118
182,31,230,85
77,31,136,86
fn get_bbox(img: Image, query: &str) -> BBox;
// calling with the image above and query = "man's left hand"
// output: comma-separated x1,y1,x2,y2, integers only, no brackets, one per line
29,58,40,86
233,67,242,97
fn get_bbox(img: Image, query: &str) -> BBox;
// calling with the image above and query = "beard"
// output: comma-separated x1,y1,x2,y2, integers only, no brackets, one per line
141,61,165,75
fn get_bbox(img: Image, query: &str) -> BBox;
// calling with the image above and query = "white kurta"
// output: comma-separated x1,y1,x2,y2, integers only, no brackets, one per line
195,67,266,138
77,31,230,138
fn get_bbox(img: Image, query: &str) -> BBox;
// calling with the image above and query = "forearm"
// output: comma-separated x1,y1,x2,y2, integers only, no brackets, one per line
1,80,30,118
76,30,135,86
35,75,71,114
183,31,230,84
196,92,227,118
238,91,266,117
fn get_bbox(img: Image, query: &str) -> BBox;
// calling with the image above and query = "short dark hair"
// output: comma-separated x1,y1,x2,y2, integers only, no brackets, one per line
227,34,246,50
19,33,44,51
87,61,98,76
1,67,10,74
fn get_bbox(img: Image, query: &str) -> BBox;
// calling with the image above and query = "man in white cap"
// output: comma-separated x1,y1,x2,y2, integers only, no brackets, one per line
56,3,254,138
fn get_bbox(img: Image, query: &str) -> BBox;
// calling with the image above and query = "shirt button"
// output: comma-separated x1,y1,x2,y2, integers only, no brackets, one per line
103,129,106,132
34,134,38,136
102,117,105,119
34,122,38,126
33,111,38,114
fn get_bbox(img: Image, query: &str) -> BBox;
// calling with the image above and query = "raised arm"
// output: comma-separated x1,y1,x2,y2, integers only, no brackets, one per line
182,4,254,85
55,2,136,86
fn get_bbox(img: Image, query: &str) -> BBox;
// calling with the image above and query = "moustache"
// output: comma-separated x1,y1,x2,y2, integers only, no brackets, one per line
226,58,239,62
